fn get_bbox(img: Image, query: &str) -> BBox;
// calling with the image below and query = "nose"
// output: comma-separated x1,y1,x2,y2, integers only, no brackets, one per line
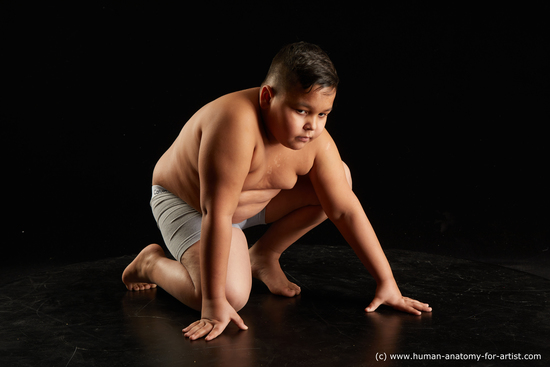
304,116,318,131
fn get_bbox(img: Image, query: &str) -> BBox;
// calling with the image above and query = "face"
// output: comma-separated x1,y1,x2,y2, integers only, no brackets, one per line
260,84,336,150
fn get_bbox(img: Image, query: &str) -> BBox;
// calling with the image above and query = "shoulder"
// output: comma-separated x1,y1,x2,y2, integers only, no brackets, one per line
196,89,262,151
310,129,339,157
209,88,260,119
284,130,340,176
199,88,261,134
305,129,345,177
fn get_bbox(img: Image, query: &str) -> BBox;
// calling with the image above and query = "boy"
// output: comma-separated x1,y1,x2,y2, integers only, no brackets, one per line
122,42,431,341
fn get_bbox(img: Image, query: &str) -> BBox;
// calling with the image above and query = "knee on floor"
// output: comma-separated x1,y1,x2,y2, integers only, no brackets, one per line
225,285,250,312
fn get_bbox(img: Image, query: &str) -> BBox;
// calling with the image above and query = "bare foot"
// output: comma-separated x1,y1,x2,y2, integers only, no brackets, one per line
249,248,301,297
122,244,163,291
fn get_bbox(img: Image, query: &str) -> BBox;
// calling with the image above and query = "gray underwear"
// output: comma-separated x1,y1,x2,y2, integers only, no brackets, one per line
150,185,266,262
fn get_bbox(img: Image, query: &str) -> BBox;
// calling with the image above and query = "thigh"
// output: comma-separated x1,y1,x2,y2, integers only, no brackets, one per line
181,228,252,309
151,190,202,263
225,228,252,309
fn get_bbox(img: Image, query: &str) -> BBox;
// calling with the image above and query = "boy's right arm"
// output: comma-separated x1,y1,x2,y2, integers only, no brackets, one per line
182,114,255,341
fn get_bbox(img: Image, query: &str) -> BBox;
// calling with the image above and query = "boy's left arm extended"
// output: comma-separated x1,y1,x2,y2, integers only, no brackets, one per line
309,131,432,315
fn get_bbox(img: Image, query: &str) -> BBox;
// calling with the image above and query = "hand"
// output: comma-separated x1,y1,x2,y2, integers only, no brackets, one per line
365,279,432,315
182,298,248,341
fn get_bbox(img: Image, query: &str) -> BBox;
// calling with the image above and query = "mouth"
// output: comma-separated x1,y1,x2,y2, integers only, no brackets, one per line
296,136,312,143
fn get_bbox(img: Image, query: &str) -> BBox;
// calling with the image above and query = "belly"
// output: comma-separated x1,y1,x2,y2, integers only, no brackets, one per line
232,189,280,223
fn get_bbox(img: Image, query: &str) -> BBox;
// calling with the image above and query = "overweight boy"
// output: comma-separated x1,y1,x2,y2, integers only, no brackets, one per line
122,42,432,341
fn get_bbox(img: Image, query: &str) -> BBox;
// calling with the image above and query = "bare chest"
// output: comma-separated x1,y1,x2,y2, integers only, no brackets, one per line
244,147,312,192
232,150,307,221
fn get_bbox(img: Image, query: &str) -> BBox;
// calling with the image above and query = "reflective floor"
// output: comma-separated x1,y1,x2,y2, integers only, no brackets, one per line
1,245,548,366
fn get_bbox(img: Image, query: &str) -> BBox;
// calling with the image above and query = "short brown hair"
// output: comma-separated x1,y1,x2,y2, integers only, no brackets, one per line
262,42,339,93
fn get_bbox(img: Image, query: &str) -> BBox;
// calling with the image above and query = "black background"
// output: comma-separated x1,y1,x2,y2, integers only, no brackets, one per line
9,2,548,266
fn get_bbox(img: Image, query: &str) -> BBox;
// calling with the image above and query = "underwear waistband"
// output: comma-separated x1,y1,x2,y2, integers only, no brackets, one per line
152,185,170,197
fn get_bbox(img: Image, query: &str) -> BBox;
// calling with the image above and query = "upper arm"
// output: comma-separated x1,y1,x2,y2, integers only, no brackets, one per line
198,113,255,219
309,131,361,221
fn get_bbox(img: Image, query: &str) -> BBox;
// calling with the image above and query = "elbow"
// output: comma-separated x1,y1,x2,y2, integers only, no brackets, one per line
325,195,363,228
200,207,234,227
326,162,353,222
328,209,350,227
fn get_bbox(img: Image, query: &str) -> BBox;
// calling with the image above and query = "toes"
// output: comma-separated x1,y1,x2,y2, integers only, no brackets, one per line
282,284,301,297
129,283,157,291
287,290,297,297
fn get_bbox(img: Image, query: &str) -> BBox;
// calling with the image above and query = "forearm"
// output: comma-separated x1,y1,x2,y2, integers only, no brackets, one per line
200,213,233,300
333,205,395,284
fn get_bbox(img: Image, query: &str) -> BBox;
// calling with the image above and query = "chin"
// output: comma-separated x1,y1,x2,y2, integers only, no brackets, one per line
286,141,307,150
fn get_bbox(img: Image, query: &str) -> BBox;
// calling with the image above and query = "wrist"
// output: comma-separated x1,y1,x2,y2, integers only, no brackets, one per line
202,295,227,304
376,276,397,287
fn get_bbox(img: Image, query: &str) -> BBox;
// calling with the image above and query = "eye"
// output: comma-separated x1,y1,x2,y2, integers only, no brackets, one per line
318,113,327,118
296,109,307,115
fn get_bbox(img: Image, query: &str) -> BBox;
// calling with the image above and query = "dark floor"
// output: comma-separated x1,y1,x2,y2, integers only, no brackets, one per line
1,244,548,367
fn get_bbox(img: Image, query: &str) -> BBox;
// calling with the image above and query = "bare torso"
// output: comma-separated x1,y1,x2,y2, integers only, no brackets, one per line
152,88,317,223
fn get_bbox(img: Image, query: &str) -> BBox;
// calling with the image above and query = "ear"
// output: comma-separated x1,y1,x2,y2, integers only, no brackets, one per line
259,85,274,109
